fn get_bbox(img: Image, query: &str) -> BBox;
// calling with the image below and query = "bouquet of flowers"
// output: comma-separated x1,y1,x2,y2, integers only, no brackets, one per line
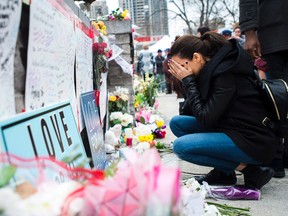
133,74,159,108
108,8,130,21
92,35,112,89
108,87,129,113
92,20,107,35
135,107,166,139
109,111,133,128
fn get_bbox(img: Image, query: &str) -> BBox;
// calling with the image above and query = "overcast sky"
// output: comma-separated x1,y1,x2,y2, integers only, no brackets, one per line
106,0,119,11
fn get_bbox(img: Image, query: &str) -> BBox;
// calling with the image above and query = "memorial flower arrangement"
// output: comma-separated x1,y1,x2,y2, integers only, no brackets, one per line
108,87,129,113
108,8,130,21
134,74,159,108
0,152,252,216
92,35,112,89
135,107,167,139
0,150,184,216
91,20,107,35
109,111,133,128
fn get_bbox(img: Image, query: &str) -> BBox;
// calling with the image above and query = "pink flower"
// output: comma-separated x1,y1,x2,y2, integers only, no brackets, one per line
153,99,159,109
109,15,115,20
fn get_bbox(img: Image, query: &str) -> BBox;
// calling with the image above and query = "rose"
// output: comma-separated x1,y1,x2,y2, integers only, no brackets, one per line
109,95,117,102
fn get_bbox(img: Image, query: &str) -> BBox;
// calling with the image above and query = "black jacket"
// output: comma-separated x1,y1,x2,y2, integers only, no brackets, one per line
181,39,280,163
239,0,288,55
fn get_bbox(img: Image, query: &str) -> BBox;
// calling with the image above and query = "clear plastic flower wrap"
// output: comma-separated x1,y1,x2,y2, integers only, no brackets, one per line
203,182,261,200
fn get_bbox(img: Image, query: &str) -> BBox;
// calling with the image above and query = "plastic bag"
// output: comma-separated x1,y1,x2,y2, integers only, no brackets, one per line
203,182,261,200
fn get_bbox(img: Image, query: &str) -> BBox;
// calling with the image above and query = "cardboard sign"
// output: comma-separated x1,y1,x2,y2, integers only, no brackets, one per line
0,101,89,168
80,91,106,170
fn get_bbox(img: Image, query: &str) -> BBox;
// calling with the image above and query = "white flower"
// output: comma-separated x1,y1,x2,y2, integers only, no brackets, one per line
185,177,206,199
115,87,129,95
121,113,133,127
134,142,150,154
0,187,27,216
134,124,153,136
180,187,205,216
120,94,129,101
147,123,158,131
22,181,82,216
110,111,123,121
204,203,221,216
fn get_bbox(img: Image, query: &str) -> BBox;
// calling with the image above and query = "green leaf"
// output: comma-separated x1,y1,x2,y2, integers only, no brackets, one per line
98,36,103,43
140,116,146,124
0,165,16,188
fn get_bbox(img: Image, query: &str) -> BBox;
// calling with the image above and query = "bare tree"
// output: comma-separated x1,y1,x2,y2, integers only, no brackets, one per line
167,0,196,34
221,0,239,24
152,0,239,34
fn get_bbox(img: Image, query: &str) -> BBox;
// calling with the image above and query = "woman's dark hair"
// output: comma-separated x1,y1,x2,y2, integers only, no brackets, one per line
197,26,210,36
170,32,229,60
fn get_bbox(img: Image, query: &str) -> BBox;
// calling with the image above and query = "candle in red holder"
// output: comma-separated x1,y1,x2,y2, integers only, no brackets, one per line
126,138,133,147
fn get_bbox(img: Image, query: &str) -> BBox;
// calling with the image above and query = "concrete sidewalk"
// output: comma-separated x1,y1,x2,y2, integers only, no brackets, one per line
156,93,288,216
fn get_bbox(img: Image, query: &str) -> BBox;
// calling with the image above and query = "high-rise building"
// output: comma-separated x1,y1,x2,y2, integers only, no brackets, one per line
121,0,169,38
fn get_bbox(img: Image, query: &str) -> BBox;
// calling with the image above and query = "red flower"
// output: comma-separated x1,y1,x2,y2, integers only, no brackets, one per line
92,43,99,52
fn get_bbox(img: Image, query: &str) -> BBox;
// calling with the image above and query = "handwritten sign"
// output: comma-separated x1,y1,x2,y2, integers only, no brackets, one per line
80,91,106,170
25,0,77,117
75,25,93,130
0,0,22,120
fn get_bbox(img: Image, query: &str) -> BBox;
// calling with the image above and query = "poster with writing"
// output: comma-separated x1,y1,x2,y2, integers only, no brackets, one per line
0,0,22,120
80,91,106,170
0,101,90,183
25,0,77,118
75,25,93,130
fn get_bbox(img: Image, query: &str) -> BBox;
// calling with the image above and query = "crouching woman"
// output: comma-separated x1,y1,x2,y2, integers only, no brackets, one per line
168,32,280,189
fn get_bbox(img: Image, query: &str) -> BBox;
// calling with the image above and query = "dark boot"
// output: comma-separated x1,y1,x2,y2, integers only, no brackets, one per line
269,158,285,178
195,168,237,186
241,165,274,189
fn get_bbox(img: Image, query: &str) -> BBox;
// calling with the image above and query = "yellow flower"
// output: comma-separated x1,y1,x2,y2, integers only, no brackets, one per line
138,134,154,142
92,21,100,30
101,25,107,31
156,120,164,128
121,9,128,18
109,95,117,102
98,21,105,28
134,102,139,108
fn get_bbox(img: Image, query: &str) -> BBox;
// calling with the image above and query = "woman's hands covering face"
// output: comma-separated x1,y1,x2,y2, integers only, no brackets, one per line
168,59,193,81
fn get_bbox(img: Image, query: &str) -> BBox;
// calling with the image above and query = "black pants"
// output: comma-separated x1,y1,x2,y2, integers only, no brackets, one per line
264,50,288,160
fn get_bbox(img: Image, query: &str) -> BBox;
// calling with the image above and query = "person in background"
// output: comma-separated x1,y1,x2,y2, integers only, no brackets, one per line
231,26,245,47
137,43,154,80
168,32,279,190
196,26,211,37
163,48,173,94
221,29,232,40
240,0,288,178
154,49,165,93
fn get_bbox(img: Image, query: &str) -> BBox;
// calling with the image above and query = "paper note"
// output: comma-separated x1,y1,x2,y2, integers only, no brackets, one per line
0,0,22,120
25,0,77,115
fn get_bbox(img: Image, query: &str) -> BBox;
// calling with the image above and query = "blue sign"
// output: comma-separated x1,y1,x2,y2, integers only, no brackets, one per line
0,101,89,169
80,91,106,170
